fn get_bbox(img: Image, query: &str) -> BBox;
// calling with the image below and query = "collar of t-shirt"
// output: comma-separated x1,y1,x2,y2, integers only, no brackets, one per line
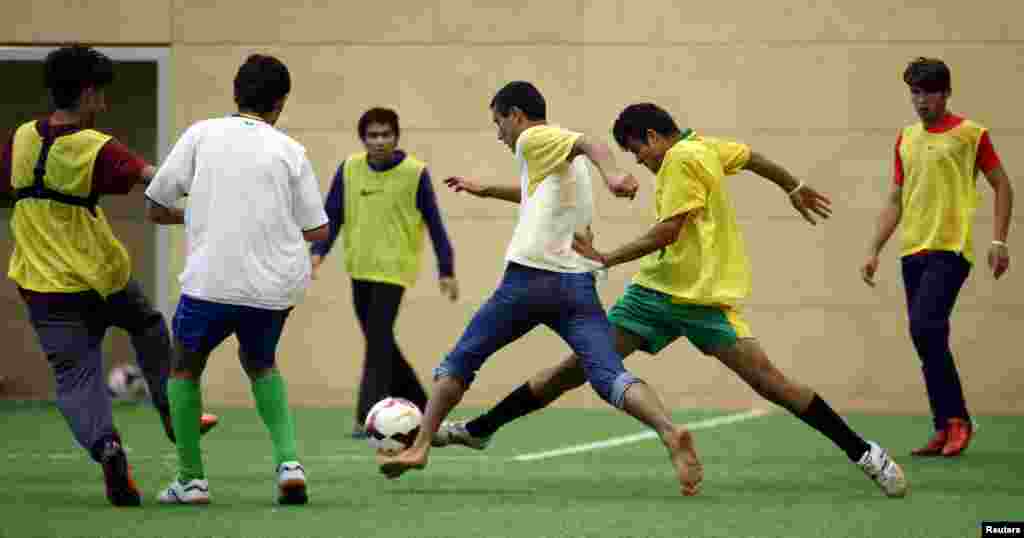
366,149,407,172
926,113,964,134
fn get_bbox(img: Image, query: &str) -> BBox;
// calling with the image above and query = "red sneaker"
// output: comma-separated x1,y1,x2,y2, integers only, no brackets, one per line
910,429,947,457
200,413,220,435
100,440,141,507
160,411,221,442
941,418,974,457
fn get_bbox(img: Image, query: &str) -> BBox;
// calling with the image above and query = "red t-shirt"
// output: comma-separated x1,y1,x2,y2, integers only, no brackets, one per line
893,114,1001,186
0,117,148,197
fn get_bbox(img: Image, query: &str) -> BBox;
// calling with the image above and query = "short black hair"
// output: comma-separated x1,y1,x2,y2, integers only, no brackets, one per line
612,103,681,149
44,45,114,110
903,57,951,93
490,81,546,121
358,107,400,140
234,54,291,113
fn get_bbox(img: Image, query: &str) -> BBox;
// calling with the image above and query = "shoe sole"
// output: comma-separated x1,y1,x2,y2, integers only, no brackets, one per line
278,479,308,505
158,496,210,505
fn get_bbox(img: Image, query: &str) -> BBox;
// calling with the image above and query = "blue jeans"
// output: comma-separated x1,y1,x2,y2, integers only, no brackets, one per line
435,263,638,408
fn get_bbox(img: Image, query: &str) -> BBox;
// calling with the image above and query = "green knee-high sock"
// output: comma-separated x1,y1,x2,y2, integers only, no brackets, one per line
167,378,204,481
251,372,298,467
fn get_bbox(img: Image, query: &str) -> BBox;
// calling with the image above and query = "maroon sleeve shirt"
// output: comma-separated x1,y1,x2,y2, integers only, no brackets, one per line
0,120,148,197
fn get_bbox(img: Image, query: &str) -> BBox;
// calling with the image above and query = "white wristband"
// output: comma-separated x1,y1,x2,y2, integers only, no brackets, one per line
787,181,805,197
992,240,1008,247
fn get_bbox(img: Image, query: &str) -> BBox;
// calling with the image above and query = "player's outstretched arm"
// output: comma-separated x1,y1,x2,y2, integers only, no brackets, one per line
862,183,902,287
444,176,520,203
744,151,831,225
574,213,688,269
570,135,638,199
983,164,1013,279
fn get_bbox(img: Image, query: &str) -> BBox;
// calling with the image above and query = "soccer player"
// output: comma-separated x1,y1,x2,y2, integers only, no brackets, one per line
862,57,1013,457
433,103,909,498
0,45,217,507
145,54,329,505
377,82,703,497
310,107,458,438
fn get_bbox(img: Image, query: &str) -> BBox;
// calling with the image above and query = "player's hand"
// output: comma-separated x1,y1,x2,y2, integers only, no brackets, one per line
988,242,1010,279
444,176,488,197
439,276,459,302
861,255,880,287
788,183,832,225
310,254,324,280
606,172,639,199
572,232,608,267
573,226,595,247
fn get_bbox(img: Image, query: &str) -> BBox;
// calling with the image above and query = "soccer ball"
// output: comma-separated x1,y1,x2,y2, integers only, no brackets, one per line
364,397,422,452
108,364,148,400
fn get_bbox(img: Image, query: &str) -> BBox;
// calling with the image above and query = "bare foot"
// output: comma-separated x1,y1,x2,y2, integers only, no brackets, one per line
664,427,703,496
377,447,428,480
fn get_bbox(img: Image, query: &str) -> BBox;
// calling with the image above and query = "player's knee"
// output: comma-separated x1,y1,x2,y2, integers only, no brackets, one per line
432,360,474,388
908,316,947,335
47,352,79,376
590,371,641,409
908,318,949,347
244,366,276,381
171,343,208,377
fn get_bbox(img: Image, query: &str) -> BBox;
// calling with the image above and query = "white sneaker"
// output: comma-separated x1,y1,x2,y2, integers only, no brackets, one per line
276,461,308,505
157,477,210,505
431,420,492,450
857,441,908,498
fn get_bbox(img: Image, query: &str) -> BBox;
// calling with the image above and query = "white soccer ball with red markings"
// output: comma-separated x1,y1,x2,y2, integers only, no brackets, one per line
365,397,422,452
108,364,148,400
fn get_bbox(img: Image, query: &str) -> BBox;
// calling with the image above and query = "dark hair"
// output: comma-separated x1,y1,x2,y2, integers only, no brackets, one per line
44,45,114,110
358,107,400,140
234,54,291,113
612,103,681,149
903,57,951,93
490,81,546,120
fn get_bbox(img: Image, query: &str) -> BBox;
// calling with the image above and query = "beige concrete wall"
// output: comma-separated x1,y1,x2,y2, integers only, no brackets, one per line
4,1,1024,414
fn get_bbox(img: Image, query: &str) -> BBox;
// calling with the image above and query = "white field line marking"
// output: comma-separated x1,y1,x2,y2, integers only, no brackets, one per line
512,408,771,462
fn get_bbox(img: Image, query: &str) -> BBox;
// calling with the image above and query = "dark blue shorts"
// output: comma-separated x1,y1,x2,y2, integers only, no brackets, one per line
172,295,292,370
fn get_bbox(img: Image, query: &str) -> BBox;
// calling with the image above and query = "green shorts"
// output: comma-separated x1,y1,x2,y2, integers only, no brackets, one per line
607,284,753,355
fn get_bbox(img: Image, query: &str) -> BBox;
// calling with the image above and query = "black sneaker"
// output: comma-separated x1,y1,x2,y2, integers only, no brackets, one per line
100,440,142,507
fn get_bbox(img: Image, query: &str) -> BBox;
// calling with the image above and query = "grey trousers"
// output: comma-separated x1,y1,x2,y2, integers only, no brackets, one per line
20,279,172,461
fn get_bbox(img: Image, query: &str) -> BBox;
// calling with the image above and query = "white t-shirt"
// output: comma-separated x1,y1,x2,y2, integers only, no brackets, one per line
145,115,328,310
505,125,603,273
